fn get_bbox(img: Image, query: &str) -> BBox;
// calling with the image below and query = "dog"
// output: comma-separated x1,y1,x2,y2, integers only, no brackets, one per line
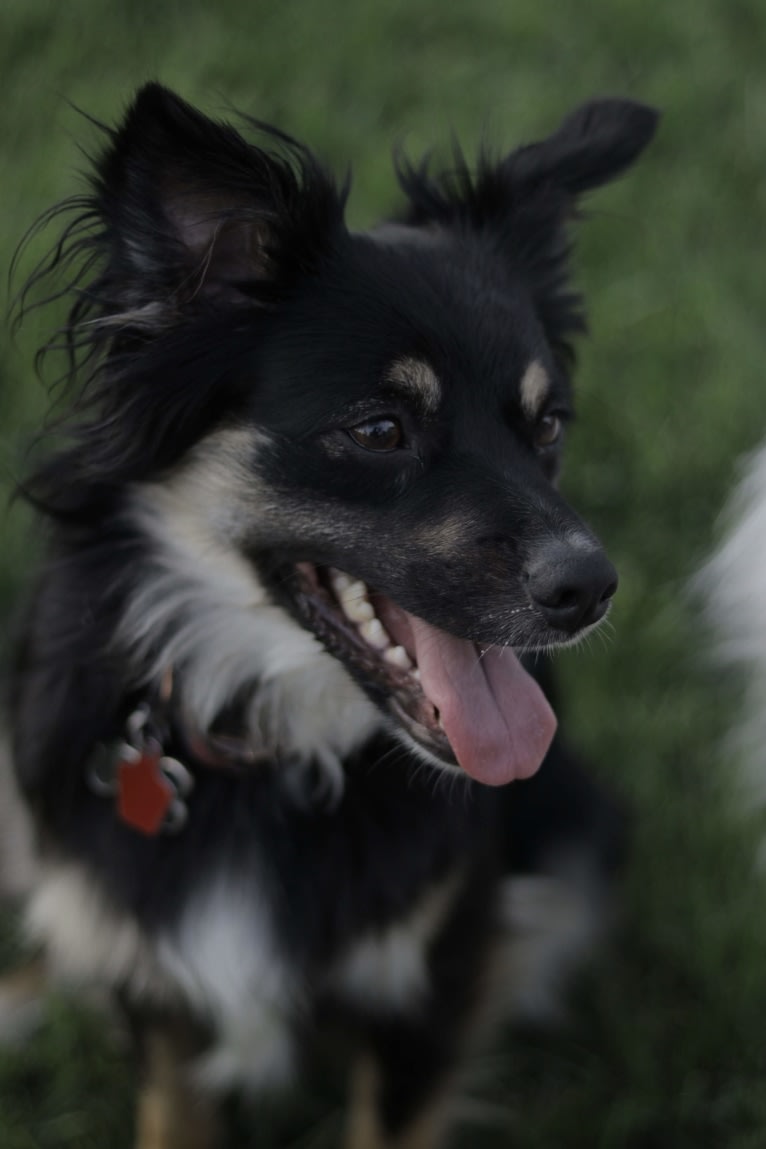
5,85,657,1148
699,445,766,815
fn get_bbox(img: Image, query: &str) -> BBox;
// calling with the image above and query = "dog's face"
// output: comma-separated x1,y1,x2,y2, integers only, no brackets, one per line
34,86,657,786
234,234,619,784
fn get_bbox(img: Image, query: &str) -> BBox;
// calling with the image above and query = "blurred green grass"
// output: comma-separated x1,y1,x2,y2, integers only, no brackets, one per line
3,1,766,1146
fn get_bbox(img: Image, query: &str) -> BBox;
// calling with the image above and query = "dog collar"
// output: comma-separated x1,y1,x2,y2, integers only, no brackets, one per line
86,673,267,836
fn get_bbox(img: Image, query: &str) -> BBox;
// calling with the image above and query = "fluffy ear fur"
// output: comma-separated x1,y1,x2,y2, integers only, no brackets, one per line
91,82,348,320
397,98,659,364
17,85,347,517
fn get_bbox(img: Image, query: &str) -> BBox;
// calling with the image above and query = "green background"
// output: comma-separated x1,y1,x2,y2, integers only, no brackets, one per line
2,1,766,1145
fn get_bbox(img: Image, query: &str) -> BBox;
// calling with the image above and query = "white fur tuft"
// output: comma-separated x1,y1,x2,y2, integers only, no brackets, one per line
119,429,381,804
327,875,461,1014
24,863,299,1094
159,875,299,1093
697,443,766,808
494,851,608,1024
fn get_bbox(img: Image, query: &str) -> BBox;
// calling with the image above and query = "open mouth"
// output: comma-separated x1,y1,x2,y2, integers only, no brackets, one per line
291,563,557,786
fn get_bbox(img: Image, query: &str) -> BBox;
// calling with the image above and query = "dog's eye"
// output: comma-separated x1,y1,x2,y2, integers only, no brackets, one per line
348,418,403,452
535,414,562,449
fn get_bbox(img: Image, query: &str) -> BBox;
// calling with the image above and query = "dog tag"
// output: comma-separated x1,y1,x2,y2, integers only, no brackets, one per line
88,703,195,836
117,742,175,836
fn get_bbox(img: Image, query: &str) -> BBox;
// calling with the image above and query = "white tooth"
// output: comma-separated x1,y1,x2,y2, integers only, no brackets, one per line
360,617,389,650
343,598,374,623
411,668,421,683
384,645,412,670
330,569,353,593
340,579,367,604
340,581,374,622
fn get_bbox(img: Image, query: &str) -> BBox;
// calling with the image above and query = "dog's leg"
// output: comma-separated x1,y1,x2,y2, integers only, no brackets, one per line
343,870,499,1149
345,1051,453,1149
135,1018,220,1149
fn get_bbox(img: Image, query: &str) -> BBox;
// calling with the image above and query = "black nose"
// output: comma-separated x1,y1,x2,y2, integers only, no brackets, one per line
525,541,618,633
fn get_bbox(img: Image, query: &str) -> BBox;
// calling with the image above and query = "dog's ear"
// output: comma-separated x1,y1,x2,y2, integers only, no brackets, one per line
500,98,659,198
16,87,348,516
398,99,658,364
93,83,346,319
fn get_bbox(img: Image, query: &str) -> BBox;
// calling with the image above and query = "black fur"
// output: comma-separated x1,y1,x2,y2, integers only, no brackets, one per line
10,85,657,1144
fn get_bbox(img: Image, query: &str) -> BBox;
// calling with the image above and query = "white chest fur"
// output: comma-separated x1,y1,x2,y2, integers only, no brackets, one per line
26,864,298,1093
159,876,298,1092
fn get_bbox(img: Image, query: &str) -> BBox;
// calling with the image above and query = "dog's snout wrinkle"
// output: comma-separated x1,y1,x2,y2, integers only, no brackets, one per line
525,542,617,634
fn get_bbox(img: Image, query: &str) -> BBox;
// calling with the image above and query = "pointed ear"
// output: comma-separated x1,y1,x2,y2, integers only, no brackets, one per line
93,83,346,321
397,98,658,366
502,98,659,196
398,98,658,226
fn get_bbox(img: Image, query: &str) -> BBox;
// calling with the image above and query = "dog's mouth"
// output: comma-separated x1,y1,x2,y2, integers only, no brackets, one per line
291,563,556,786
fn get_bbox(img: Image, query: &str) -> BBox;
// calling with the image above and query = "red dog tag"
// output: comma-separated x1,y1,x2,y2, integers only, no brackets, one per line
117,746,175,836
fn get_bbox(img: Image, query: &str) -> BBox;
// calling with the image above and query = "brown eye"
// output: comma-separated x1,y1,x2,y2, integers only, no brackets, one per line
348,417,403,452
535,414,562,448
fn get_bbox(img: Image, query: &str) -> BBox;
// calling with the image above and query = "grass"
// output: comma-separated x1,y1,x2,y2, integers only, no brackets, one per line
3,0,766,1145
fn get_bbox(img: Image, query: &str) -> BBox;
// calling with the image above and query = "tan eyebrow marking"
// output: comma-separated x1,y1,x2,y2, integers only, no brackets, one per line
385,357,442,415
519,360,550,419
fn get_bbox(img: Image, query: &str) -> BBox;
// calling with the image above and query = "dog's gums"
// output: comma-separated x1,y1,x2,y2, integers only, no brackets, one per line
292,562,557,785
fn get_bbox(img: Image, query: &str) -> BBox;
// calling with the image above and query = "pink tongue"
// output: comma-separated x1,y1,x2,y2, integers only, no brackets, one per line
404,614,556,786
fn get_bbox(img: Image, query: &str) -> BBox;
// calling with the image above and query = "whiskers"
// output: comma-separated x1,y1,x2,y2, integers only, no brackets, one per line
475,602,615,668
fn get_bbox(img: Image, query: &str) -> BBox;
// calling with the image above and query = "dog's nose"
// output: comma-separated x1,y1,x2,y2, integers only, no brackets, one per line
525,542,618,633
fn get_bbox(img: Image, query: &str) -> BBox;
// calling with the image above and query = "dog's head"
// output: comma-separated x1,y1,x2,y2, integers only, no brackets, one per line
26,85,657,786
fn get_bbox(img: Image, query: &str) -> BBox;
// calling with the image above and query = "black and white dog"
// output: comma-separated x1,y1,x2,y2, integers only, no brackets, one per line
6,86,657,1148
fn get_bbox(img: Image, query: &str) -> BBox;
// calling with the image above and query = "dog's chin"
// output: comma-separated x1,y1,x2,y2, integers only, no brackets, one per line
283,561,569,781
